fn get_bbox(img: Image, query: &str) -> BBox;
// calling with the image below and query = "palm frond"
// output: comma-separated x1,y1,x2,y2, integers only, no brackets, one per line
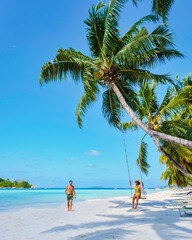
102,0,128,56
131,0,140,6
159,121,192,141
102,88,121,127
116,27,150,62
116,24,174,64
84,3,107,58
157,86,192,119
150,24,174,48
138,81,159,117
183,73,192,86
121,121,138,130
153,87,174,120
76,80,99,128
120,15,157,45
40,48,92,84
76,92,95,128
137,141,150,175
161,167,189,187
159,137,192,168
160,165,192,187
152,0,175,22
127,48,183,69
120,68,173,85
96,2,107,11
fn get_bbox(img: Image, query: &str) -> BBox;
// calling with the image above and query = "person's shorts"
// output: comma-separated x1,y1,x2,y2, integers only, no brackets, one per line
67,194,73,200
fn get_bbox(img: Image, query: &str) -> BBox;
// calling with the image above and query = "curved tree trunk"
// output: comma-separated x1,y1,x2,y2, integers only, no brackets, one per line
111,81,192,149
186,182,192,187
152,137,192,179
111,81,192,179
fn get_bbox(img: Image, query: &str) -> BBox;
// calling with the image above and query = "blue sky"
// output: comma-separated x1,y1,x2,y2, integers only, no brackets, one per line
0,0,192,188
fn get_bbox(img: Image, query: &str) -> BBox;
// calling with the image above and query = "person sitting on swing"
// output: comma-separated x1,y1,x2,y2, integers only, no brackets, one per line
130,179,144,209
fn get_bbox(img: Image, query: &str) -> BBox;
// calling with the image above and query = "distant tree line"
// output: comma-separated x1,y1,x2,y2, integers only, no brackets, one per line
0,178,32,188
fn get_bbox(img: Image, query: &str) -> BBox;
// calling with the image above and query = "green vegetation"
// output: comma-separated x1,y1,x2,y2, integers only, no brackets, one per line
39,0,192,186
159,74,192,187
122,74,192,186
134,0,175,22
0,178,32,188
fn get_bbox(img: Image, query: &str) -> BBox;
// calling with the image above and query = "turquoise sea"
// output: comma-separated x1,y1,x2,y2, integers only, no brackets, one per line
0,188,161,212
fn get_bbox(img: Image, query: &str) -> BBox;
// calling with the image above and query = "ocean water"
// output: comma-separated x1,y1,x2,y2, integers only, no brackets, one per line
0,188,161,212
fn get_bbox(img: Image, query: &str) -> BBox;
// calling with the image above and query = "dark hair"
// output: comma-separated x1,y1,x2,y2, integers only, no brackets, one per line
69,180,73,182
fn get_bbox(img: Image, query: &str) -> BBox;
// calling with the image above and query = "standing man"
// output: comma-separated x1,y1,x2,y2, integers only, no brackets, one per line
65,180,76,211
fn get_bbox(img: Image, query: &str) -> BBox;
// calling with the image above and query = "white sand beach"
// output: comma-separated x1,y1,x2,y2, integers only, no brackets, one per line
0,189,192,240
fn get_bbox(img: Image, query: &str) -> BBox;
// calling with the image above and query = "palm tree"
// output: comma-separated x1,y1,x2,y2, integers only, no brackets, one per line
160,130,192,187
40,1,192,155
175,73,192,119
160,147,192,187
133,0,175,21
159,74,192,185
122,79,192,178
152,0,175,21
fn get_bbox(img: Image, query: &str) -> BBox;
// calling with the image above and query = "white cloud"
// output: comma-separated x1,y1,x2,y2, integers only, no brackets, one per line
84,150,100,156
65,157,75,161
88,163,94,167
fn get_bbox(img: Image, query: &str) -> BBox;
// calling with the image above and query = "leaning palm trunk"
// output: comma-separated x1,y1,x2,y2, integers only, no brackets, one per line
40,2,191,179
111,81,192,179
111,81,192,149
152,137,192,179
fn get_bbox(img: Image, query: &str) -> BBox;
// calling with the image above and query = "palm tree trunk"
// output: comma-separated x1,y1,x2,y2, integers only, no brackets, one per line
111,81,192,149
111,81,192,179
186,182,192,187
152,137,192,179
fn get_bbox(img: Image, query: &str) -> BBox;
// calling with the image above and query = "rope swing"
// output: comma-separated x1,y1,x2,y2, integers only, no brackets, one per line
120,104,143,197
134,131,143,184
122,126,133,196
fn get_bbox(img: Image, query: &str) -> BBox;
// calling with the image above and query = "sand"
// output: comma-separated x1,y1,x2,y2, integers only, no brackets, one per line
0,189,192,240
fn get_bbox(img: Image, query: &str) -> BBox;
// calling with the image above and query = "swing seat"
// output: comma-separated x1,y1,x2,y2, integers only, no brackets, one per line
121,125,145,197
130,196,147,199
140,196,147,199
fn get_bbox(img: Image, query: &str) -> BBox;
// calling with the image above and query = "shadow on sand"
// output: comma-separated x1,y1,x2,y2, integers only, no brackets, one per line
41,198,192,240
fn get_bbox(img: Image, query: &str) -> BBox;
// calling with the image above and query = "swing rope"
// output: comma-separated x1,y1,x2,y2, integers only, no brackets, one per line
122,128,133,196
134,131,143,184
120,105,133,196
120,105,144,197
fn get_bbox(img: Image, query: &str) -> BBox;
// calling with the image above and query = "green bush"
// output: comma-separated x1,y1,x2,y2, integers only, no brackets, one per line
0,178,32,188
